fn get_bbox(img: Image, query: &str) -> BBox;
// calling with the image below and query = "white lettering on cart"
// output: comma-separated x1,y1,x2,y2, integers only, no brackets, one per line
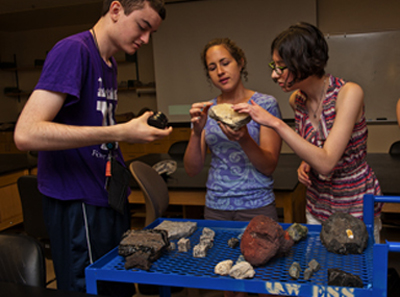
312,286,355,297
265,282,301,295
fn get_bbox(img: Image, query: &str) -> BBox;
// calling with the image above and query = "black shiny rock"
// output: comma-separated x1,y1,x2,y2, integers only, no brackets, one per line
148,111,168,129
328,268,363,288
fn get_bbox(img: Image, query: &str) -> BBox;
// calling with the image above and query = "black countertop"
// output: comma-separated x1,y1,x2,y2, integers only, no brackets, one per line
126,153,301,191
0,154,37,176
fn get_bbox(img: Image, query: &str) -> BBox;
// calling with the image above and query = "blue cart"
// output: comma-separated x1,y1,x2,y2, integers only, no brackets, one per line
85,194,400,296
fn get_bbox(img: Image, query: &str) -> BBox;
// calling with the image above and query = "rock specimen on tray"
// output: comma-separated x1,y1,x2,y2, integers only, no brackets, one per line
209,103,251,130
228,237,239,248
202,227,215,239
286,223,308,242
240,215,294,266
229,261,255,279
154,220,197,240
193,227,216,257
320,212,368,254
193,242,209,257
308,259,320,272
303,267,313,280
214,260,233,276
177,238,191,252
288,262,301,279
303,259,321,280
118,229,169,270
328,268,363,288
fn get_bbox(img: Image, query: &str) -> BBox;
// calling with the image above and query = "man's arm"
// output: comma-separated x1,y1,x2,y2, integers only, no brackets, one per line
14,89,172,151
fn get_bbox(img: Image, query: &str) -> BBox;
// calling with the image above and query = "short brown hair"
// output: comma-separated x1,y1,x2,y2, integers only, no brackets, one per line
102,0,166,20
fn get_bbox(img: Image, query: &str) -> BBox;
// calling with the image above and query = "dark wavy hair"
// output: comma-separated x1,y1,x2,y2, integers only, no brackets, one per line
102,0,166,20
271,22,328,83
201,38,248,81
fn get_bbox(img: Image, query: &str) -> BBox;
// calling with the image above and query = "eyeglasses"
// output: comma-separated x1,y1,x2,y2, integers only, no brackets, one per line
268,61,287,75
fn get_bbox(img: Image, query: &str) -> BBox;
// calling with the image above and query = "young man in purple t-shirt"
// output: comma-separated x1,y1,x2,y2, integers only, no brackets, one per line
14,0,171,294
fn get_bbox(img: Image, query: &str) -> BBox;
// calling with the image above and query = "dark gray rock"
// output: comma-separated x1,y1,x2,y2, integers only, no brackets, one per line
125,251,152,270
118,229,170,270
320,212,368,254
328,269,363,288
228,238,239,248
209,103,251,130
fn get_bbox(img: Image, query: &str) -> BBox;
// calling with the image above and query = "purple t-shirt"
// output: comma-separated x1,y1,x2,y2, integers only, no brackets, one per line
35,30,126,207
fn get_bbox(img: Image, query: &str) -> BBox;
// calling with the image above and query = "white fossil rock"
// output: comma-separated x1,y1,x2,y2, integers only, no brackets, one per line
209,103,251,130
229,261,255,279
214,260,234,276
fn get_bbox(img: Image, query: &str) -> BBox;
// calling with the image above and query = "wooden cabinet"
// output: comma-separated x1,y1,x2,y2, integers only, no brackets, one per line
0,132,24,154
0,169,27,231
120,127,191,160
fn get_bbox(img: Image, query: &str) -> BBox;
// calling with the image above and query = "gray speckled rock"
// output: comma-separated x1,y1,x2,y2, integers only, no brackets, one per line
303,267,313,280
209,103,251,130
193,242,210,258
154,220,197,240
308,259,320,272
288,262,301,279
320,212,368,254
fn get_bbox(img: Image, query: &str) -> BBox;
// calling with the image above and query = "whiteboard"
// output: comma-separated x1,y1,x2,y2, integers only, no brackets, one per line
325,31,400,121
153,0,317,122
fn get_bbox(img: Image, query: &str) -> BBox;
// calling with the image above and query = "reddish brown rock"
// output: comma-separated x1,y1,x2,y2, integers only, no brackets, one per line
240,215,294,266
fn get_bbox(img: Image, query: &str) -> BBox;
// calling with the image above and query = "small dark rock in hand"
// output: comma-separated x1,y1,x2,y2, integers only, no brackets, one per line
148,111,168,129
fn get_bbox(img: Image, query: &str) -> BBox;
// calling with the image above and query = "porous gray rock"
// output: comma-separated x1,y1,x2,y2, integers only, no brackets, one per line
154,220,197,240
320,212,368,254
209,103,251,130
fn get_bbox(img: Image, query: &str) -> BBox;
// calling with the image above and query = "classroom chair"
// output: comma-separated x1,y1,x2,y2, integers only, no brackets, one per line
389,140,400,155
0,233,46,287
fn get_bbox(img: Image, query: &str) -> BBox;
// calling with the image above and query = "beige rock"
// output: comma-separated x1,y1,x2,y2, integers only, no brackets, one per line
209,103,251,130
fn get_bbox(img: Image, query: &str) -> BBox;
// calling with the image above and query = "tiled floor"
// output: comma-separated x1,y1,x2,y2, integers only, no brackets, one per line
2,216,400,297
